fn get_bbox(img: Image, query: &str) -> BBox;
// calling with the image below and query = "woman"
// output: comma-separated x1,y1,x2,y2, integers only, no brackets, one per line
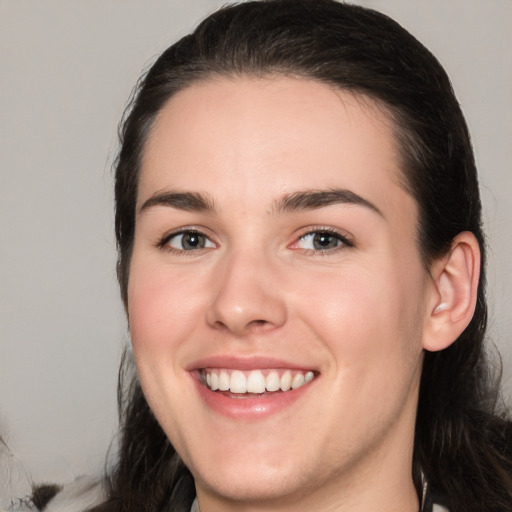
29,1,512,511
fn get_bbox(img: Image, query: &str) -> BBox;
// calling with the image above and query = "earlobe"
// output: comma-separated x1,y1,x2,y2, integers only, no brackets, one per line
423,232,481,352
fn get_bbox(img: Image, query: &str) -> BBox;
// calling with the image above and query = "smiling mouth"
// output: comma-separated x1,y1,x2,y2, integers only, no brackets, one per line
199,368,316,395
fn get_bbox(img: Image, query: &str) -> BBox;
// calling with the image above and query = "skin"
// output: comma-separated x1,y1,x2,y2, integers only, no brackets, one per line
128,77,441,512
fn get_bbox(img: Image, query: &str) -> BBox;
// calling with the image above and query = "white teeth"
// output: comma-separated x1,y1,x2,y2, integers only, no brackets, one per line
265,371,281,392
291,373,305,389
202,368,315,394
280,371,292,391
230,370,247,393
210,372,219,391
218,371,230,391
247,370,266,393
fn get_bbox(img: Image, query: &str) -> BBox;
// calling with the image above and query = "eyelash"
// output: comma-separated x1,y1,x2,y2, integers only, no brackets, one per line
157,228,216,254
157,227,354,255
291,227,354,255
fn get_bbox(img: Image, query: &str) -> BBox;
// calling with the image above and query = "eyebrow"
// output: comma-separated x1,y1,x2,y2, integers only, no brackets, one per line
139,187,383,218
139,191,216,214
273,188,384,217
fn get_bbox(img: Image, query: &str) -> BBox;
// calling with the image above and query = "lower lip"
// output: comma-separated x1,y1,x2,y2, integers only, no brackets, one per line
193,375,314,420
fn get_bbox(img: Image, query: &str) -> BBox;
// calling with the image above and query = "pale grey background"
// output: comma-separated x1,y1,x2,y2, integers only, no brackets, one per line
1,0,511,502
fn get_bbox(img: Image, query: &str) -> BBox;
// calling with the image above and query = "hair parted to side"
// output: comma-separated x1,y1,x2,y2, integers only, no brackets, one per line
93,1,512,511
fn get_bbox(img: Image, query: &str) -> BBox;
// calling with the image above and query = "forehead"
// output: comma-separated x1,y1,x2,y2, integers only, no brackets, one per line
138,76,414,222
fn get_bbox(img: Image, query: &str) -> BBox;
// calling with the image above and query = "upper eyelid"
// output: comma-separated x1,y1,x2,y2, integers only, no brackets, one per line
157,227,216,247
293,226,354,244
155,225,355,249
290,234,354,259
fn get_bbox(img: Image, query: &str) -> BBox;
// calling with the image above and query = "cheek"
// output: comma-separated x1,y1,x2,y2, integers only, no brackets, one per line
292,259,426,367
126,261,205,427
127,258,205,361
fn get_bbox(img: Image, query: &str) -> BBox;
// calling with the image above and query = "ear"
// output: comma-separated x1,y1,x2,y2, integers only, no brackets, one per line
422,231,481,352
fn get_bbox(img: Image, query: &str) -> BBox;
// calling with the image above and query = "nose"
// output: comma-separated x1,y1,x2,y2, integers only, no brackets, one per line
206,250,287,336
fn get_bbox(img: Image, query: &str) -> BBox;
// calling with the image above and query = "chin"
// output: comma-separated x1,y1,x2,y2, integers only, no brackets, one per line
194,463,309,505
186,437,340,508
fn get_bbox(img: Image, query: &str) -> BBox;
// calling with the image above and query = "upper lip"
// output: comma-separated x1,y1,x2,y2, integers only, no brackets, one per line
187,355,318,372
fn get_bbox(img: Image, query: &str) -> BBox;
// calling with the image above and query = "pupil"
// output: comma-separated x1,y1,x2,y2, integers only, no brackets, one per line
313,232,337,250
183,233,204,250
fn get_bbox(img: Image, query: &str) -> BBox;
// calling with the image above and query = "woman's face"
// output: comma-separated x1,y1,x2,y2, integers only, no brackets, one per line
128,77,434,509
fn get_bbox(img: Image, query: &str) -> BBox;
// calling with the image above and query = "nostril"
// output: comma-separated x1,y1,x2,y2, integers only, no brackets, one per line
246,319,274,331
211,318,272,335
213,320,229,331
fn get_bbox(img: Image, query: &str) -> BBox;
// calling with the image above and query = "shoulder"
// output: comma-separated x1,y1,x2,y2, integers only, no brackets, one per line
424,483,450,512
34,476,106,512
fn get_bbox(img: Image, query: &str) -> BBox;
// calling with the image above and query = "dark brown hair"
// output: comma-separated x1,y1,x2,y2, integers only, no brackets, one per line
95,1,512,511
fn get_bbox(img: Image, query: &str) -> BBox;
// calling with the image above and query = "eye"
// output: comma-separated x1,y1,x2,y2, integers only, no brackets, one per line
294,230,352,252
164,230,215,251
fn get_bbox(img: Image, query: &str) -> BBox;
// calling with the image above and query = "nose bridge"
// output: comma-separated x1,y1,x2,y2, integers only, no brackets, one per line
207,244,287,335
